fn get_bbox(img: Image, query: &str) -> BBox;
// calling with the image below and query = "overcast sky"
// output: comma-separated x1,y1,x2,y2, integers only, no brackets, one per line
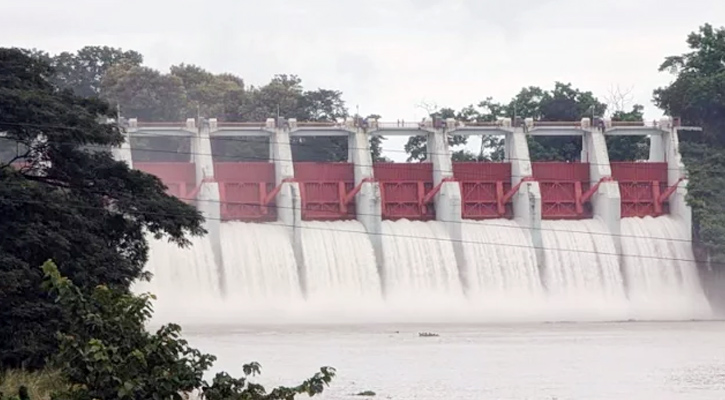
1,0,724,160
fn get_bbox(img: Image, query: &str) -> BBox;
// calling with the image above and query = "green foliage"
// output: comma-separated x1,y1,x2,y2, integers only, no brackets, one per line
403,107,470,162
1,368,63,400
606,104,649,161
402,83,643,162
516,82,605,161
102,64,189,121
48,46,143,98
40,260,334,400
654,24,725,146
0,386,29,400
0,48,204,369
654,24,725,265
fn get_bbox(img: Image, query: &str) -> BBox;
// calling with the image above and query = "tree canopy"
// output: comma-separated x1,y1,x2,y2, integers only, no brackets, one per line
38,260,334,400
37,48,375,164
0,48,204,369
405,83,647,163
654,23,725,264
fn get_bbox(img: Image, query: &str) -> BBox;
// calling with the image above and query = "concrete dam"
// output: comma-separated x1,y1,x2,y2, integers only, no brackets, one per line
119,116,710,325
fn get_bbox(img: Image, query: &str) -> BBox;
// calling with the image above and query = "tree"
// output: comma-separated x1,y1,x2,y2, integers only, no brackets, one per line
0,48,204,369
654,23,725,146
290,88,349,162
101,65,188,122
169,63,245,119
604,86,649,161
654,23,725,265
403,104,468,162
404,85,608,162
41,260,334,400
363,114,391,162
515,82,607,161
49,46,143,98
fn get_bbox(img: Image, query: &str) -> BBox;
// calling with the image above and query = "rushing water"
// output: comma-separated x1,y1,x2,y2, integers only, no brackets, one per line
461,219,547,318
138,216,713,324
380,220,466,317
134,234,221,326
217,222,302,321
299,221,384,318
540,219,630,320
621,216,711,319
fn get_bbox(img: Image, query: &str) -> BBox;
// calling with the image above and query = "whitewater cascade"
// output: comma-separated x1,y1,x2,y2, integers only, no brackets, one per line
540,218,630,319
138,216,712,324
621,216,711,319
218,222,302,319
135,234,221,326
299,220,384,316
461,219,547,317
380,220,465,316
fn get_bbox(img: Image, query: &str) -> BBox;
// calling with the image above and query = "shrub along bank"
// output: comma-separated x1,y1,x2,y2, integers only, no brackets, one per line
0,261,335,400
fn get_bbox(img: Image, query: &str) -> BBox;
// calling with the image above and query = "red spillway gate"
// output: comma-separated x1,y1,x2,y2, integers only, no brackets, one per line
453,162,513,219
373,163,435,220
532,162,592,219
294,162,356,221
215,162,277,221
611,162,670,217
134,162,196,201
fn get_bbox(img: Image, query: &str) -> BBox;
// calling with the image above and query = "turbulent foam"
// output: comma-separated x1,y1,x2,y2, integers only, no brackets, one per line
621,216,711,319
299,220,384,316
137,215,711,325
134,234,222,326
380,219,466,315
540,219,630,320
461,219,547,317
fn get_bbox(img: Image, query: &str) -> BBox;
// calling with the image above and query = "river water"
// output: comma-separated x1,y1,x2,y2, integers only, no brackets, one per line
184,321,725,400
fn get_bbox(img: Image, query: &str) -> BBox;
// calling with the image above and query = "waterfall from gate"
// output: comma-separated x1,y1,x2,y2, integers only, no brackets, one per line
540,219,630,320
621,216,710,319
218,221,303,322
299,220,385,320
460,219,548,319
380,219,466,320
135,234,222,326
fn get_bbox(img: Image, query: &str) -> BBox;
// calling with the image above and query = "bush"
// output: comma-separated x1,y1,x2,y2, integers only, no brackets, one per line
40,260,335,400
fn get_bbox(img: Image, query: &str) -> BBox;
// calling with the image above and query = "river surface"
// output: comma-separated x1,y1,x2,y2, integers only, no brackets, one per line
183,321,725,400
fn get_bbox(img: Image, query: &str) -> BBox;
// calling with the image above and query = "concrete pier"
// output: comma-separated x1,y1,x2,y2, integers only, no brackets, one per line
582,117,622,253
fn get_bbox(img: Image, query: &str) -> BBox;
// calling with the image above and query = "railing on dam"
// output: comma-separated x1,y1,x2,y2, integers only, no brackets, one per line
373,163,435,221
611,162,670,218
532,162,593,219
453,162,513,219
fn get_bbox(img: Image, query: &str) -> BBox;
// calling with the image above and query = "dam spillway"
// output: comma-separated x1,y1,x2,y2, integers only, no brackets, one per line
120,116,711,324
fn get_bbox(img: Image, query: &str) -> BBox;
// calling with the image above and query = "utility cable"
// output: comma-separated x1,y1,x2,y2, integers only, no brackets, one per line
0,196,708,267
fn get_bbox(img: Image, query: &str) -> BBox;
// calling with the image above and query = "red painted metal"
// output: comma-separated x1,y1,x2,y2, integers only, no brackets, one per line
135,162,196,200
658,177,685,203
500,176,535,214
532,162,592,219
422,177,456,204
294,162,356,221
611,162,669,217
373,163,435,220
453,162,513,219
581,176,613,204
186,177,214,204
214,162,277,221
